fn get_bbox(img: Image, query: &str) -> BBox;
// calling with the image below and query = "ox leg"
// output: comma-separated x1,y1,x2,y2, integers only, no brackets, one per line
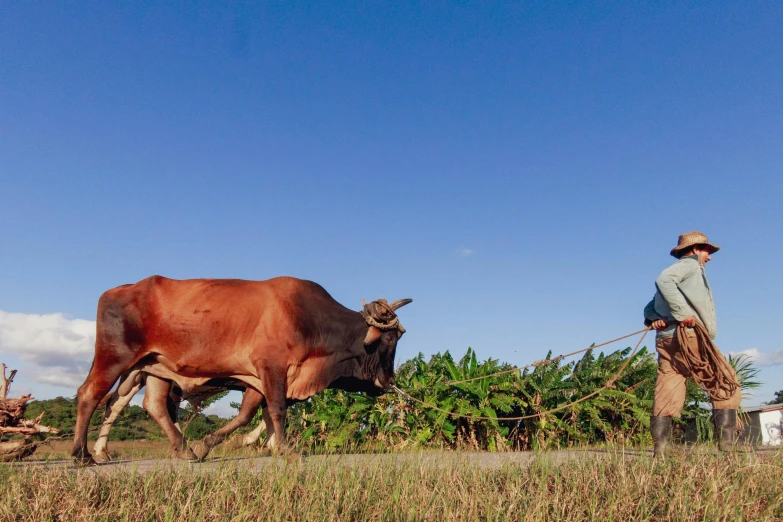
191,388,264,461
71,348,135,465
267,401,290,455
262,406,277,449
246,418,271,448
142,376,196,461
261,375,289,453
93,371,145,462
226,414,267,450
168,385,184,434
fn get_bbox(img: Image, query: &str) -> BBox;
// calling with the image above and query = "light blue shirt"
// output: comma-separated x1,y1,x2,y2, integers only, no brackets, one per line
644,255,717,339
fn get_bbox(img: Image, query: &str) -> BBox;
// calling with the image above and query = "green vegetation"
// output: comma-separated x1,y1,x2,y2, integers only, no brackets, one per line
2,450,781,521
22,346,760,452
177,390,230,439
22,395,229,442
23,397,165,441
252,348,760,452
281,346,656,452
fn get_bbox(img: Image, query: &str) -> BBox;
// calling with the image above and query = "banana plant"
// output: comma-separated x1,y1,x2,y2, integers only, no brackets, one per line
231,342,760,452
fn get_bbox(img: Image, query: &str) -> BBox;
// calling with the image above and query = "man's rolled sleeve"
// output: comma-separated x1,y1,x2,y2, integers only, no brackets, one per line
655,261,698,322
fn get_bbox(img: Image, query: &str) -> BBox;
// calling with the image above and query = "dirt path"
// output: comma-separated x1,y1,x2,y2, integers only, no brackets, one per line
8,448,655,474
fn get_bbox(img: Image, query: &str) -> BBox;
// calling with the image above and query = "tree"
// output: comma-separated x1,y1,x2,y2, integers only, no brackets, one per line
177,390,230,439
24,397,167,441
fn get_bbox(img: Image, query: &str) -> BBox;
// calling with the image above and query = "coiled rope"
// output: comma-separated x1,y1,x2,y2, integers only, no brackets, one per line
393,327,650,422
676,322,739,402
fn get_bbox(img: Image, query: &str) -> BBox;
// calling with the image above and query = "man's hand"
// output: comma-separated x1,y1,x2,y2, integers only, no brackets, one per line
679,316,697,327
651,319,668,330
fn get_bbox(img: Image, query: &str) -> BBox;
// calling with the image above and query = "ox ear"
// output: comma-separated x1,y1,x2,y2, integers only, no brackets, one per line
389,298,413,311
363,326,382,348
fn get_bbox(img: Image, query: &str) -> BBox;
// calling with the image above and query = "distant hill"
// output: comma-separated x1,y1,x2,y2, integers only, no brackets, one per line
23,396,230,441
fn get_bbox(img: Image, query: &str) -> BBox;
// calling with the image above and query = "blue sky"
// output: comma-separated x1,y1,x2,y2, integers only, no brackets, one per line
1,2,781,413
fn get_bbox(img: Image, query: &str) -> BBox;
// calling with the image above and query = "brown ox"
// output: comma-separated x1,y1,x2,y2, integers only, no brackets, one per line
71,275,411,464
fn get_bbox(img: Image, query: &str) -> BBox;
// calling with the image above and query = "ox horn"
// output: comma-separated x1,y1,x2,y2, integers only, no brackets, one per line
389,298,413,311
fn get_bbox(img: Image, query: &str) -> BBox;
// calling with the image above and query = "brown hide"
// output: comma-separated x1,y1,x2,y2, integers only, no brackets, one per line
103,276,381,398
72,275,410,463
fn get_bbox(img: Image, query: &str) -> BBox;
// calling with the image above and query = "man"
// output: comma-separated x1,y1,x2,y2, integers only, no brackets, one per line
643,231,741,457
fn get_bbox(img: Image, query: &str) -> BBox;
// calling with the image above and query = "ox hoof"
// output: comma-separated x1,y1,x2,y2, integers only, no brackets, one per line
282,450,301,464
93,451,112,464
73,455,97,467
189,442,211,462
271,446,298,461
225,436,244,451
175,447,199,462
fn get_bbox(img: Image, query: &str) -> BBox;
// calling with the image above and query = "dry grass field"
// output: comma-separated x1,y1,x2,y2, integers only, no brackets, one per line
2,445,782,521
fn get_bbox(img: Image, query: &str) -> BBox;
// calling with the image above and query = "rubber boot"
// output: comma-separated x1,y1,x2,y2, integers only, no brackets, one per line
713,409,745,452
651,415,672,459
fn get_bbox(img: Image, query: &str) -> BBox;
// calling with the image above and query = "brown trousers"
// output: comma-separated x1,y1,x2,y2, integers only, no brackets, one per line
652,329,741,417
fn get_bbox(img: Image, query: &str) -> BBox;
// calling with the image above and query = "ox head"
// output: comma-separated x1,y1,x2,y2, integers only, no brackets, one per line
359,298,412,393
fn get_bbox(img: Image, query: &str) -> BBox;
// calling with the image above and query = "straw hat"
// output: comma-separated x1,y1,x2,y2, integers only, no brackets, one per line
670,231,720,258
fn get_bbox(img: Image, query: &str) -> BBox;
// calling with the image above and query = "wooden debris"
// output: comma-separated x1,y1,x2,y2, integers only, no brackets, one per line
0,395,34,427
0,440,38,462
0,364,60,461
1,363,17,400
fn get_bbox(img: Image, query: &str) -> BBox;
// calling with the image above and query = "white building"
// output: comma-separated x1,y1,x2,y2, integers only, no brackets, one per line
740,403,783,446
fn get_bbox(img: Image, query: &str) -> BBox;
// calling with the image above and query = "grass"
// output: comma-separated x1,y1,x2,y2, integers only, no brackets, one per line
1,447,782,521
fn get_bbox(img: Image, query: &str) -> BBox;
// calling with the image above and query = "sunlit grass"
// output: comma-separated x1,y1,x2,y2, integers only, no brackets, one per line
2,447,781,521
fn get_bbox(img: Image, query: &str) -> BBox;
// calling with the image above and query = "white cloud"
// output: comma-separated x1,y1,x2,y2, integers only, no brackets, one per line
202,391,243,418
0,311,244,420
456,248,474,257
729,348,783,368
0,311,95,389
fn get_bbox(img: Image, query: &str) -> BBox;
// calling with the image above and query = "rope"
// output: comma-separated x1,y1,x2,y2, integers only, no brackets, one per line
676,322,739,402
443,328,649,386
392,327,650,422
361,299,405,334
